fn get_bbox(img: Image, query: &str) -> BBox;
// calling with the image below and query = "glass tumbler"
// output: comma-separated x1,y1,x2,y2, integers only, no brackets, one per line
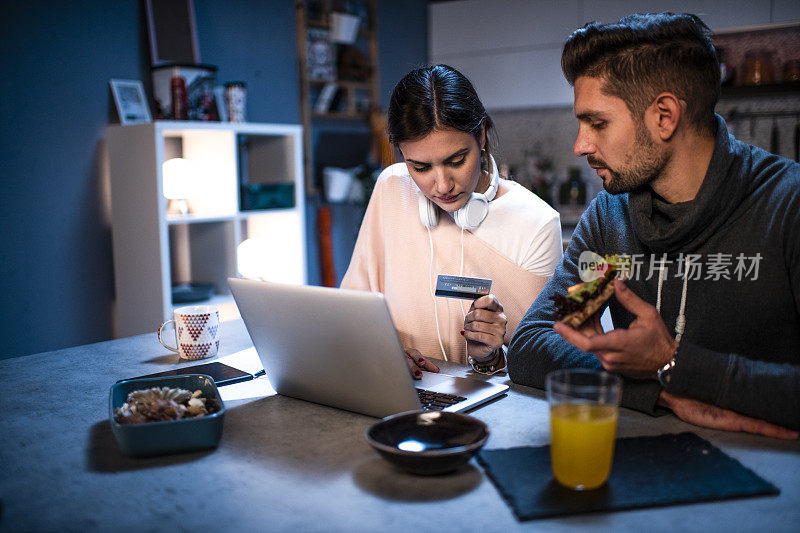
546,369,622,490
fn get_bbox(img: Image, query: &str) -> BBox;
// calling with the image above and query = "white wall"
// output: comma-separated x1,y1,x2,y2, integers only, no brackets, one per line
429,0,800,109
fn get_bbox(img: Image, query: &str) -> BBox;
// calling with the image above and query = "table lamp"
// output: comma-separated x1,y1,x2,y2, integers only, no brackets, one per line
162,157,192,215
237,238,269,280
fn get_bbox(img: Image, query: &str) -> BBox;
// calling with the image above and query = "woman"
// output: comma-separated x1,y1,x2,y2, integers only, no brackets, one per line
341,65,561,377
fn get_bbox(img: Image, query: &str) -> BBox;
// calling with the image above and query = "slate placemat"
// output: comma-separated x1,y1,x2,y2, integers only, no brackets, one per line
476,432,779,521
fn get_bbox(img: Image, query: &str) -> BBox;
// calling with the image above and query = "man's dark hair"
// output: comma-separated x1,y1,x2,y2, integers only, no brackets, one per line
562,12,720,135
387,64,496,159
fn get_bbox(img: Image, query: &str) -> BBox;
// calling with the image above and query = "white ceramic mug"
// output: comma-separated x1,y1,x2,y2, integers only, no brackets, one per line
158,305,221,360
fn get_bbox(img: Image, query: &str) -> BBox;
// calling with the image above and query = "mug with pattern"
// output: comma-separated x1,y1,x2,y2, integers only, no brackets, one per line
158,305,221,360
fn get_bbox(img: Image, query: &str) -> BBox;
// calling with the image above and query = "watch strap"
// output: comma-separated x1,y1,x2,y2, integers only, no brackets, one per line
469,346,507,375
657,347,679,387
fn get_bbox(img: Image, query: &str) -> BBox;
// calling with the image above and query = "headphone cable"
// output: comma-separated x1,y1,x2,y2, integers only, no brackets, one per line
459,225,468,355
427,224,449,361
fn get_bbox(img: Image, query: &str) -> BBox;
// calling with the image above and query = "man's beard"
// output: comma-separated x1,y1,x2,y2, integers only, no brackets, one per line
590,124,669,195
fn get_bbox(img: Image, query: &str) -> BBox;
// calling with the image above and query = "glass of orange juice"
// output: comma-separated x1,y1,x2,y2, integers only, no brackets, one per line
546,369,621,490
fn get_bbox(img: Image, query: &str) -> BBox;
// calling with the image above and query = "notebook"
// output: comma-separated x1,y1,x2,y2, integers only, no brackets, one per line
228,277,508,418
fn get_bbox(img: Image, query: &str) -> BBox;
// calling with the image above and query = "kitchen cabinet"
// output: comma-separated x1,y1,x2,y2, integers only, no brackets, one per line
581,0,772,31
429,0,795,110
774,0,800,23
436,47,573,109
429,0,579,56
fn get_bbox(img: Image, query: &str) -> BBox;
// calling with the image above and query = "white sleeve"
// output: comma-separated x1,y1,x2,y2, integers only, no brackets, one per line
520,214,563,277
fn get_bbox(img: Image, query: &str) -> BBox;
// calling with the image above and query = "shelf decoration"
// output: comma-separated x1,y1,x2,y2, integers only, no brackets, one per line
109,79,152,125
151,64,218,121
306,28,336,81
330,12,360,44
144,0,200,66
338,46,370,82
315,82,339,112
713,24,800,88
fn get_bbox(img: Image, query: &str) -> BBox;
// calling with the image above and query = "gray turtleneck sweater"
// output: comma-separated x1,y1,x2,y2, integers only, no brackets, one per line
508,116,800,430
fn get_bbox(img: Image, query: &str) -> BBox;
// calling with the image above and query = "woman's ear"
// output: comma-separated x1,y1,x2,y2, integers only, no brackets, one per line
479,123,486,150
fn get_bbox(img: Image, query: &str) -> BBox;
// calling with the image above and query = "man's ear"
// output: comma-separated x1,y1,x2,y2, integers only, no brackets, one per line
647,92,683,141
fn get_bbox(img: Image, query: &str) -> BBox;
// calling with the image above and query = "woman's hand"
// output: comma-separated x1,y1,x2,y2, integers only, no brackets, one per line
463,294,506,362
404,348,440,380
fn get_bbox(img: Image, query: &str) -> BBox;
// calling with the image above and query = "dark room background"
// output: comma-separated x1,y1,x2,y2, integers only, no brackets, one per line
0,0,428,359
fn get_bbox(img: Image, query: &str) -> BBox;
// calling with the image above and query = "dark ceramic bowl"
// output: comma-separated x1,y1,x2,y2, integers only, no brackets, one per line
365,410,489,475
109,374,225,457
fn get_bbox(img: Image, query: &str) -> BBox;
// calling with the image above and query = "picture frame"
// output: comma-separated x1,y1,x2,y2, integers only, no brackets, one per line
144,0,200,66
109,79,152,124
306,28,336,81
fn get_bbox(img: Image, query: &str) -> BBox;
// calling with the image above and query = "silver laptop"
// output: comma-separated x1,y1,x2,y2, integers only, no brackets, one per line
228,277,509,418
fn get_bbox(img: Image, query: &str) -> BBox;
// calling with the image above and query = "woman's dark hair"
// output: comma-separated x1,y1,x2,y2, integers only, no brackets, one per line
387,64,496,165
562,12,720,135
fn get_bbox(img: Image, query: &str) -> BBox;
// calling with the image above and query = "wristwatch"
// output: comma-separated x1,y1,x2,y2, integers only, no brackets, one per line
657,348,679,387
469,346,507,376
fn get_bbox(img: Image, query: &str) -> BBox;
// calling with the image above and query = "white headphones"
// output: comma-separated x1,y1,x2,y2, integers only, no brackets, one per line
417,155,499,231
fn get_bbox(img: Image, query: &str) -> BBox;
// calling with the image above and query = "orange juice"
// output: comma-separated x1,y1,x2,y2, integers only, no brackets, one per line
550,403,618,490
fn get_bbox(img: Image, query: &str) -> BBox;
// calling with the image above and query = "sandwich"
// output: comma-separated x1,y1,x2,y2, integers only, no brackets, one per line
550,254,628,328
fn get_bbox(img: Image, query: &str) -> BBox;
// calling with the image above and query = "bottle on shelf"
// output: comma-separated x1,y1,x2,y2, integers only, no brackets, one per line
558,167,588,224
171,76,189,120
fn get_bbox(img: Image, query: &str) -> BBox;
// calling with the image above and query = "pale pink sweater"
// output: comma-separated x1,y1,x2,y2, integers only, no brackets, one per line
341,169,550,364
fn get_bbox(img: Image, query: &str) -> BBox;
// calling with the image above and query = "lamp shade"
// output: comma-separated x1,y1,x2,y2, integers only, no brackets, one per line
237,238,271,280
162,158,193,200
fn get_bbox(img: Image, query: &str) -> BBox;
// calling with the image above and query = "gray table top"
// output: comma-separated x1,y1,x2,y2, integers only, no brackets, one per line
1,319,798,532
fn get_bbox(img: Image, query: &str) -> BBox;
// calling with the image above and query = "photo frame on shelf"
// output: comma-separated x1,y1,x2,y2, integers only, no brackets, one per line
109,79,152,124
145,0,200,66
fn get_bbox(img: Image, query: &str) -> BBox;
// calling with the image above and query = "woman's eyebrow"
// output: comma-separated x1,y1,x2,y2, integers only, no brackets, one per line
406,147,470,165
444,148,470,160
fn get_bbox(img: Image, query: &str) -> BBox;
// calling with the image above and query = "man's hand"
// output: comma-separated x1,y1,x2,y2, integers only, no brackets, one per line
404,348,440,380
659,391,799,440
553,280,677,379
463,294,507,361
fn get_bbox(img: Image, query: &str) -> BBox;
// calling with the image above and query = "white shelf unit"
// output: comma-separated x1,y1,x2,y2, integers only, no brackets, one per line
106,121,306,338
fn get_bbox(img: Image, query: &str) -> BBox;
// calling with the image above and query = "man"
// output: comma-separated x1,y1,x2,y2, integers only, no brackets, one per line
508,12,800,439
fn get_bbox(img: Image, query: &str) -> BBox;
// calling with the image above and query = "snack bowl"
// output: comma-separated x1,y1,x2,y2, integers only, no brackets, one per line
365,410,489,475
109,374,225,457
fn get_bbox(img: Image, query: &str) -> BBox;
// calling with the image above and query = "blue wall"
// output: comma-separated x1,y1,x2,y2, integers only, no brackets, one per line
0,0,428,359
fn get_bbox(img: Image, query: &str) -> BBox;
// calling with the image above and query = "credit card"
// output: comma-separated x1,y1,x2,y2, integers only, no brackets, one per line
435,275,492,300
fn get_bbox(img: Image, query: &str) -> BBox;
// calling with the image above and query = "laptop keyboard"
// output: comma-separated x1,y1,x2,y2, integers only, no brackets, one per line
416,388,467,411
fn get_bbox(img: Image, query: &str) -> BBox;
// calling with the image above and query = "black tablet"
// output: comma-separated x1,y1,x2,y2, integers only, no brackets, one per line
120,361,258,386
